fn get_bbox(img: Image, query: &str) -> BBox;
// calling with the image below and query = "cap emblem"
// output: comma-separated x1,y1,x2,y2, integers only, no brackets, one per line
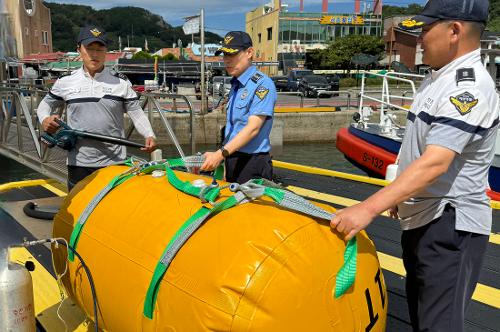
400,19,424,28
90,28,102,37
224,35,234,45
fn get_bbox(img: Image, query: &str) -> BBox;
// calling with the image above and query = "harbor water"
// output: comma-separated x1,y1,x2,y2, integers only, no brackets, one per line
0,142,365,185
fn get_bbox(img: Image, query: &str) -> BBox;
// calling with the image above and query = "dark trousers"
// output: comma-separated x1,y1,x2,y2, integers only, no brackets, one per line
67,165,102,191
401,205,488,332
224,152,273,184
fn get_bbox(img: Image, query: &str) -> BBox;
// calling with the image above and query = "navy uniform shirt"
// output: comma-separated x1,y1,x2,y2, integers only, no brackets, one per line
397,49,499,235
224,65,277,153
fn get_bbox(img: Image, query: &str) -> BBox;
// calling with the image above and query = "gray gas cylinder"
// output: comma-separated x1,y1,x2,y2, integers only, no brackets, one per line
0,248,36,332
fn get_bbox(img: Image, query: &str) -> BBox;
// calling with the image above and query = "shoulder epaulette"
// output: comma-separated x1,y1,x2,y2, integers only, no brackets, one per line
456,68,475,84
251,72,264,83
58,71,73,79
110,69,129,81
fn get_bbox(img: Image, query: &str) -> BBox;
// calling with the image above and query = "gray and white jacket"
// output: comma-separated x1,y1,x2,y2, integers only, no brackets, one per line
37,67,155,167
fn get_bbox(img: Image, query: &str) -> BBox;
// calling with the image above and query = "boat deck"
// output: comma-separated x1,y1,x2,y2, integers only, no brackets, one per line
0,164,498,331
275,167,500,332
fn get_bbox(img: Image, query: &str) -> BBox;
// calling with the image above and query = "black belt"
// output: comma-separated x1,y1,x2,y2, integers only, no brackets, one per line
228,151,270,158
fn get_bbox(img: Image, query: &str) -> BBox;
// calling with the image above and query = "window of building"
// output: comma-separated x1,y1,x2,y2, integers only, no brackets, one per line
267,27,272,41
42,31,49,45
25,27,29,36
281,20,291,43
34,30,38,37
23,0,35,16
258,33,262,43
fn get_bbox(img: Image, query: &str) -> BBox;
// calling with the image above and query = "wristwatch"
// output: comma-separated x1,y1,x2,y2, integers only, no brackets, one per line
220,147,230,158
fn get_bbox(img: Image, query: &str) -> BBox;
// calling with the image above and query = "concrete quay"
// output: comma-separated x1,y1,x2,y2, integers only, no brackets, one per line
129,109,408,146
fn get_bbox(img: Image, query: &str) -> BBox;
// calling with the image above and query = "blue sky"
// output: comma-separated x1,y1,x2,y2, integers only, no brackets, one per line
47,0,428,35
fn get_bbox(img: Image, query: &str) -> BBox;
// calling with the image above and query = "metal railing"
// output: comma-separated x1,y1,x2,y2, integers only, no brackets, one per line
358,71,425,125
316,91,352,109
277,91,306,108
0,84,194,182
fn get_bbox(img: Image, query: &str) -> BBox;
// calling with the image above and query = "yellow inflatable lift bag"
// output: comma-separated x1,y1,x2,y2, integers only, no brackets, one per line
52,158,387,331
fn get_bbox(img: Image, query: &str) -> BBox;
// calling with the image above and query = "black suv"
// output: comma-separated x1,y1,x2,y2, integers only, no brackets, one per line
271,75,288,92
324,74,340,94
287,69,313,92
298,75,332,98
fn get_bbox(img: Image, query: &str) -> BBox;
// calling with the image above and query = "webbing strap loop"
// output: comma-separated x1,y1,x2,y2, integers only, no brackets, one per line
334,237,357,298
143,193,246,319
143,180,358,319
68,171,135,261
68,156,223,262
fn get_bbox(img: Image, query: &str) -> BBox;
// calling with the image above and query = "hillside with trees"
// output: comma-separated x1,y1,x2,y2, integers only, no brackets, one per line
382,4,423,18
44,2,222,52
489,0,500,32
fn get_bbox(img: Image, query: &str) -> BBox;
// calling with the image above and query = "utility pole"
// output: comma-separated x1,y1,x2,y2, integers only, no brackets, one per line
200,8,207,114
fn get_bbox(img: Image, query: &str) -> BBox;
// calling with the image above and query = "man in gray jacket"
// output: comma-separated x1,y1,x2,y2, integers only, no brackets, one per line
38,26,156,190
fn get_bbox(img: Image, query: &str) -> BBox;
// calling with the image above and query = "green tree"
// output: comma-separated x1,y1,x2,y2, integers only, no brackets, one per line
382,4,423,18
132,51,152,60
320,35,385,69
488,0,500,32
162,53,178,61
43,2,222,52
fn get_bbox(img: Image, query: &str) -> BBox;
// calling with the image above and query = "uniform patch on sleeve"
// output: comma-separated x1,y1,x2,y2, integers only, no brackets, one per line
255,86,269,100
449,91,478,116
456,68,475,84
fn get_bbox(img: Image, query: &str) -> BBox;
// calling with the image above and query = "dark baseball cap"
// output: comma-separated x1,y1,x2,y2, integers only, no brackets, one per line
77,25,109,46
399,0,489,30
215,31,253,56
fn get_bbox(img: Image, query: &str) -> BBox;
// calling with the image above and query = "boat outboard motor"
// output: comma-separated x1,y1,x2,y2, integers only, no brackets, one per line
0,248,36,331
40,119,145,151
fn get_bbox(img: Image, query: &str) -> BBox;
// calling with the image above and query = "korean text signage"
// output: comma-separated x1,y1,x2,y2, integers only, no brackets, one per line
320,15,364,25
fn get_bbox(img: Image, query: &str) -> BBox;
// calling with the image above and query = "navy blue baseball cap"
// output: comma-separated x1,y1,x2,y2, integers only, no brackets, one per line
399,0,489,30
215,31,253,56
77,25,109,46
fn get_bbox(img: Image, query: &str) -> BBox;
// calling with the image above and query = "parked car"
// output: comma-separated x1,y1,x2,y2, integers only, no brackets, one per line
210,76,232,96
324,74,340,93
271,75,288,92
287,69,313,92
298,75,332,98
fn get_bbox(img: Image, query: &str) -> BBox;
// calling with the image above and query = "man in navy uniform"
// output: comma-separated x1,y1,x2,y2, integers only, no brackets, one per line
201,31,277,184
37,26,156,190
330,1,498,331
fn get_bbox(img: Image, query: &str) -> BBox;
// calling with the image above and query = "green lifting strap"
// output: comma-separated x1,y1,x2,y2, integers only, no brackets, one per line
143,181,359,320
143,194,241,319
334,237,357,298
68,171,135,261
162,164,221,202
260,185,358,299
68,158,224,262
